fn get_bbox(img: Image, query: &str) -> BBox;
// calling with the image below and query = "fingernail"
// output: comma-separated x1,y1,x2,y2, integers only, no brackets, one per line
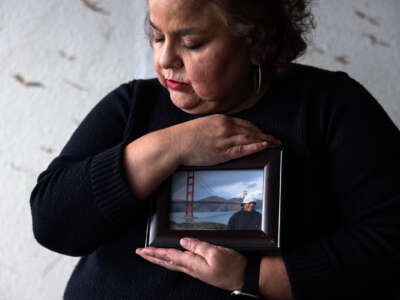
136,248,143,254
266,139,281,146
180,238,189,248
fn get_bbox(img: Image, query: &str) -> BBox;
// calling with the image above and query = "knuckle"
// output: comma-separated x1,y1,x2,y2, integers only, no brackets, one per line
160,252,170,261
230,146,243,157
215,126,228,137
213,113,228,121
213,114,230,126
214,139,225,150
241,133,253,141
214,116,230,129
189,240,198,253
207,248,220,262
235,117,254,128
223,148,236,160
241,119,253,127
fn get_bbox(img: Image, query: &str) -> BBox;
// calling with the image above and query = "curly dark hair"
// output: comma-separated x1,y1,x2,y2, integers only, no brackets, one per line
210,0,315,73
146,0,314,74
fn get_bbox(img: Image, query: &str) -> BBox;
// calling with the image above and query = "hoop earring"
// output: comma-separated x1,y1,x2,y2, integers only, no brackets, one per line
255,64,262,95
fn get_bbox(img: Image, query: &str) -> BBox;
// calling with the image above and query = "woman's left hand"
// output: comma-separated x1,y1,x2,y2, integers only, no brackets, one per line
136,238,246,291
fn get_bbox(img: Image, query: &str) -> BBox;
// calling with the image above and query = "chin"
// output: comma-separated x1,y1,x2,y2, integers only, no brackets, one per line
170,95,203,113
175,104,208,115
175,101,220,115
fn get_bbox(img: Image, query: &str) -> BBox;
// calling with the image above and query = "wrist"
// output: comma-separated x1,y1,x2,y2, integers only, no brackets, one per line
160,125,187,166
231,255,261,299
123,130,180,199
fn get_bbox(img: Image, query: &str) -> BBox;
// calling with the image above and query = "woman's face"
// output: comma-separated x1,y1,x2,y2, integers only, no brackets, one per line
149,0,256,114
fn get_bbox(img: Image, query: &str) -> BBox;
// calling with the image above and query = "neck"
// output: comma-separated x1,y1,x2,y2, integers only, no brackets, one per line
227,80,269,114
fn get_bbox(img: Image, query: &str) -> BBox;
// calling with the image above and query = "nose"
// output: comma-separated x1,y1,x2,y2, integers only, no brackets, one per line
159,41,182,69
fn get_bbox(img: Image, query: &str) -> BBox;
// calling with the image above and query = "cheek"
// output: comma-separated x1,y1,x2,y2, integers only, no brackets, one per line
194,51,228,79
153,51,166,86
188,53,229,93
153,51,161,74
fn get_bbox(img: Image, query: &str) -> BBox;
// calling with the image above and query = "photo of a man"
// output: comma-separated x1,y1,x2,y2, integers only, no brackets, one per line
169,170,265,230
227,195,262,230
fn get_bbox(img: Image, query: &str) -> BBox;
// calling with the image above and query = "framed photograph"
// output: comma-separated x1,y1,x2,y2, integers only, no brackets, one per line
145,148,283,253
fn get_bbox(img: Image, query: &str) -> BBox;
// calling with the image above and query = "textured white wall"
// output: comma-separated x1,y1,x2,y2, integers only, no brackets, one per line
0,0,398,299
299,0,400,126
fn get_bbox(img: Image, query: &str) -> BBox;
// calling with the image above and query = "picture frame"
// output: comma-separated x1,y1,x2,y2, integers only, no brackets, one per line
145,148,283,253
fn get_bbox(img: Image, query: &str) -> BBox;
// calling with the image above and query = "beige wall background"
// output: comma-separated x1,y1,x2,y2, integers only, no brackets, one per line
0,0,399,299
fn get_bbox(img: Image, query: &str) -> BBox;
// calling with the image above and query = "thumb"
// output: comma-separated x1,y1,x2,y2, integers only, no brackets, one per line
180,238,214,257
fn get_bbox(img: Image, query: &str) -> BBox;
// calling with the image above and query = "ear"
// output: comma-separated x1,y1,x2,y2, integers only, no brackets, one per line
247,29,266,65
250,45,264,65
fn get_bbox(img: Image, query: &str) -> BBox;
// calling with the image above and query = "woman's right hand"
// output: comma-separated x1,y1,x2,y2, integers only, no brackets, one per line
167,114,280,166
124,114,280,199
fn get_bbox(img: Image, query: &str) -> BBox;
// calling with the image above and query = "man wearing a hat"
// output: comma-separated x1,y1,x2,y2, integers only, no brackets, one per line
227,195,262,230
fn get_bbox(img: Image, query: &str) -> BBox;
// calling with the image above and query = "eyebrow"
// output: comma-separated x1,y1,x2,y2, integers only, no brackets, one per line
149,20,206,36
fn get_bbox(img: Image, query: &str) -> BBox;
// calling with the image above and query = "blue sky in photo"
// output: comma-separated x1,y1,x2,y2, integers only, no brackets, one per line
171,169,265,201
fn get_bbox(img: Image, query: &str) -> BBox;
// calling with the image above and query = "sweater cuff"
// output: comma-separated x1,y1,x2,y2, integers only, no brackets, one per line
90,143,136,225
283,243,335,300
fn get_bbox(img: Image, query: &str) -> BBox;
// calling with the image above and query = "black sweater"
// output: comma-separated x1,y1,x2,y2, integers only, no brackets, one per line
30,64,400,300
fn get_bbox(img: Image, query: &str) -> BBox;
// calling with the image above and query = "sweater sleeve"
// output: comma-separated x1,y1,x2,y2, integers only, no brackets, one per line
282,74,400,299
30,81,143,257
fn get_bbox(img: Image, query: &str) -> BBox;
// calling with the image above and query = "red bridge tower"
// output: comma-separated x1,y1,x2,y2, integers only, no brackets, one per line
185,170,195,219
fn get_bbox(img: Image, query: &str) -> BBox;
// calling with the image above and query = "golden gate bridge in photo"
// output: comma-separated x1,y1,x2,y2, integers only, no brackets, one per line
173,171,246,220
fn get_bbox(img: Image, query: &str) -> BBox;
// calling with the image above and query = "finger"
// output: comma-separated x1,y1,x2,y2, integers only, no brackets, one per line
215,139,267,162
180,238,219,262
241,131,281,146
230,118,281,146
136,247,189,272
227,132,281,148
136,247,207,274
181,238,240,270
226,141,269,159
226,140,266,155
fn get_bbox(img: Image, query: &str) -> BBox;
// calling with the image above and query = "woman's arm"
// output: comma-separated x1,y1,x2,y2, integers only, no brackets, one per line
31,83,136,256
259,256,292,300
124,114,279,200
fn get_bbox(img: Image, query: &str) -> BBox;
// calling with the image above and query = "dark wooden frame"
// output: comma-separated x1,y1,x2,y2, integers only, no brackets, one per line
145,148,283,253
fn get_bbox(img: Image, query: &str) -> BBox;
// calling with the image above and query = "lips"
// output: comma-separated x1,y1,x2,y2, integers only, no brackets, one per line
166,79,189,90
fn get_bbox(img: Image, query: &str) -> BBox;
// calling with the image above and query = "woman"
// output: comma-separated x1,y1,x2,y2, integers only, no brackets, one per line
30,0,400,299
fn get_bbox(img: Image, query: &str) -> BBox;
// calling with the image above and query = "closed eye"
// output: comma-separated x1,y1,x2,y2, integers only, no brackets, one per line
183,43,203,50
151,30,165,44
